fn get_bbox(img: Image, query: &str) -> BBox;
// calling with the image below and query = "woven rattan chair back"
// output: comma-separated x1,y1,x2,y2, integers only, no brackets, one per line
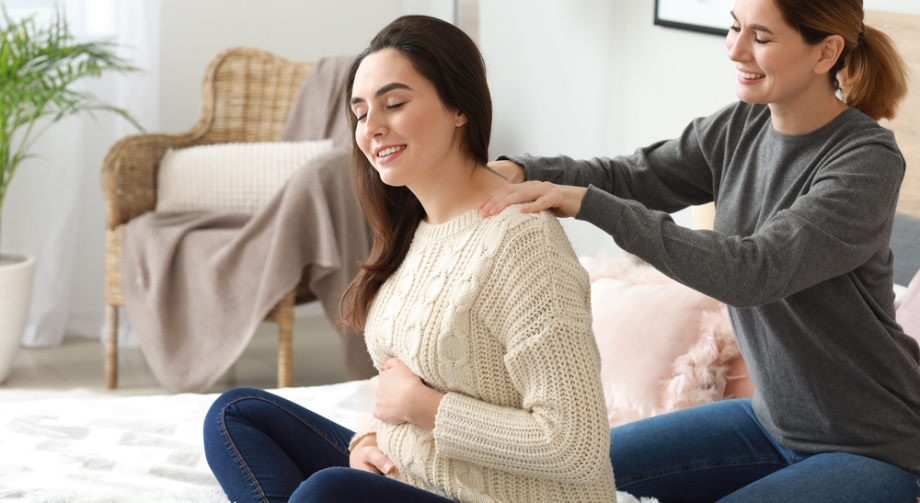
100,47,314,389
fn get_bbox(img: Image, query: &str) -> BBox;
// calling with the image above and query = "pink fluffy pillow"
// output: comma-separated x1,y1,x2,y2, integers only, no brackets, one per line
893,270,920,503
583,256,748,427
896,269,920,345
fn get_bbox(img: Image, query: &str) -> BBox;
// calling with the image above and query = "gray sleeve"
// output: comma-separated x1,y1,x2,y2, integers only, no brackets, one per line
577,140,905,308
501,107,738,213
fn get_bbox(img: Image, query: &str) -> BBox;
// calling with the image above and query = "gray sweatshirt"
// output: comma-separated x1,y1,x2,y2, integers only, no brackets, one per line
508,101,920,473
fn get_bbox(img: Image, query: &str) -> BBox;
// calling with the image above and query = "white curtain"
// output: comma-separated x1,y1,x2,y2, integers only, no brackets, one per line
1,0,160,346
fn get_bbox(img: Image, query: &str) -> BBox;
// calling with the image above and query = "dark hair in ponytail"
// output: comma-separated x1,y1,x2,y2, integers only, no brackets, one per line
341,15,491,329
773,0,908,120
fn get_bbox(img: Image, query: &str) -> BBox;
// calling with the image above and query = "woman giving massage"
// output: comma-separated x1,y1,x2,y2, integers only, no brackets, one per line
480,0,920,501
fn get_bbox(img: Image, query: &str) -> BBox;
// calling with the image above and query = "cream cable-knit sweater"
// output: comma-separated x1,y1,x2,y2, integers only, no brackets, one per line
351,206,616,503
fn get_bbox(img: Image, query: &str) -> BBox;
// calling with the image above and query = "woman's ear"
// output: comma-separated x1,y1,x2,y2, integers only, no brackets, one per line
455,111,468,128
815,34,845,75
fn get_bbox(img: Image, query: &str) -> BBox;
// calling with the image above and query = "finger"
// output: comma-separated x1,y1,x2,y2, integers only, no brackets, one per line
508,186,556,214
351,446,383,474
520,194,553,214
477,185,520,215
480,186,540,217
353,459,382,474
368,447,395,475
352,465,375,474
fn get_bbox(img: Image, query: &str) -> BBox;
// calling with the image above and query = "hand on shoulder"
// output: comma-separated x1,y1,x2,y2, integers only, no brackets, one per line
479,181,587,219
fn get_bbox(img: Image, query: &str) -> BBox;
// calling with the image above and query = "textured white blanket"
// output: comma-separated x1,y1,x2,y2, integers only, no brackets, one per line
0,380,655,503
0,381,375,503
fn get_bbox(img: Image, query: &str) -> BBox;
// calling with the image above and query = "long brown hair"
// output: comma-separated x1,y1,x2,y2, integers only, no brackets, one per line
773,0,908,120
341,15,492,329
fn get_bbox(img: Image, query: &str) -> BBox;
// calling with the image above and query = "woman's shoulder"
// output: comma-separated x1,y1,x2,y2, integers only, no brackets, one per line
833,107,899,143
483,205,579,260
801,108,903,165
486,204,565,236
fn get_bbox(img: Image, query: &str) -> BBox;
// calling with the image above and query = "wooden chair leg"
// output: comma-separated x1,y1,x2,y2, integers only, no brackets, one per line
276,291,296,388
105,304,118,388
277,321,293,388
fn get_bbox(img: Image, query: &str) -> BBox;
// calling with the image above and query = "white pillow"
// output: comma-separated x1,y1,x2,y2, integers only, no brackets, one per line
155,139,335,214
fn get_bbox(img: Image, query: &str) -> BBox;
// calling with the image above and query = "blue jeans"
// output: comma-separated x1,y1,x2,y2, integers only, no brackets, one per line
203,387,456,503
611,399,920,503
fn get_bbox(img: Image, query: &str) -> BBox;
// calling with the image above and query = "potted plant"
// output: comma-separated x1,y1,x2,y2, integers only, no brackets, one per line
0,6,142,382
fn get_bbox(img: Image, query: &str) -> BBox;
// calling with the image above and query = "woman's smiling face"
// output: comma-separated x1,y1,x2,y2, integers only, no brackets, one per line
726,0,828,108
350,48,467,189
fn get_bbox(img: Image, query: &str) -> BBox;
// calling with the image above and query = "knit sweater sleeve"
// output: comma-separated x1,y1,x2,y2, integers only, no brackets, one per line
431,213,610,484
348,417,382,451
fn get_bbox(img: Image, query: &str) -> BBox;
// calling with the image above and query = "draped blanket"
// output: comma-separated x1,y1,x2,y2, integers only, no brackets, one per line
121,55,374,393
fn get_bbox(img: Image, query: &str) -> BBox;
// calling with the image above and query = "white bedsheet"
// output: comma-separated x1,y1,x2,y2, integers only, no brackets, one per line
1,381,376,503
0,379,654,503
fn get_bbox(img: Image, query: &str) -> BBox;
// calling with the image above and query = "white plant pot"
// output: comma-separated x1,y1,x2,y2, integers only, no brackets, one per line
0,252,36,384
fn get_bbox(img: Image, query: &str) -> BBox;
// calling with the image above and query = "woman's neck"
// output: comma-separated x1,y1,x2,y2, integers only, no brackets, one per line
768,86,849,135
412,163,508,224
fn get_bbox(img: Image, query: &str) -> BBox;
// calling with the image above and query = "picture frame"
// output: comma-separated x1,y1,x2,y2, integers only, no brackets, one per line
654,0,735,37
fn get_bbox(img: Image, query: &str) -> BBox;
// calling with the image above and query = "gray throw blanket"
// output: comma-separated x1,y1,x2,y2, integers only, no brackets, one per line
122,55,374,393
280,54,355,147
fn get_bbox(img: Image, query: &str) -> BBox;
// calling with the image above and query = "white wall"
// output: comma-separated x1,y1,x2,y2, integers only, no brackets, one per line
400,0,455,22
480,0,624,258
158,0,441,133
607,2,737,156
865,0,920,15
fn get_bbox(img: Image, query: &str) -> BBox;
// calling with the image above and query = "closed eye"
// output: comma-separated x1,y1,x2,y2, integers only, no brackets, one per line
730,24,769,44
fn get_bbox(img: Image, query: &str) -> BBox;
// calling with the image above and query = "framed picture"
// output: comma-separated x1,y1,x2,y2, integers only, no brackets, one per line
654,0,735,36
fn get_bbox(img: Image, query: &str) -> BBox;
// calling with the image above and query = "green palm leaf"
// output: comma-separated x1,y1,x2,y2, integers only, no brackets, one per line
0,3,144,248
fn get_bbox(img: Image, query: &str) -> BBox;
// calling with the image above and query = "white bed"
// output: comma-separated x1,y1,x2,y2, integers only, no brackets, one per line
0,379,655,503
0,381,375,503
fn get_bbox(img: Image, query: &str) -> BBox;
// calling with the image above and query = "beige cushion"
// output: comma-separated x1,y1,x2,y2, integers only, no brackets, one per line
156,139,334,214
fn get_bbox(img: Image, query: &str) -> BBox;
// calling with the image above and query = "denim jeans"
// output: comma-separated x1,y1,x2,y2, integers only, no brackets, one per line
611,399,920,503
203,387,456,503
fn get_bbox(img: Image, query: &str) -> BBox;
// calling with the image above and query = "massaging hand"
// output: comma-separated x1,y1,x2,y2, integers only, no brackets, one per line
350,433,395,475
375,357,444,431
481,161,587,218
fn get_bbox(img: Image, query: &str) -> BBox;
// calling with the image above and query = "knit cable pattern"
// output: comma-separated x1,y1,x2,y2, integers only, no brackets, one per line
354,205,616,503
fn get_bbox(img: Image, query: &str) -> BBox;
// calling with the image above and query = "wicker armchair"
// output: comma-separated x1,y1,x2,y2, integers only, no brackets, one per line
101,47,315,389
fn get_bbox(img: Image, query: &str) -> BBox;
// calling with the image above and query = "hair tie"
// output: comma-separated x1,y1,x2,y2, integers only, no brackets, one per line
857,23,865,46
